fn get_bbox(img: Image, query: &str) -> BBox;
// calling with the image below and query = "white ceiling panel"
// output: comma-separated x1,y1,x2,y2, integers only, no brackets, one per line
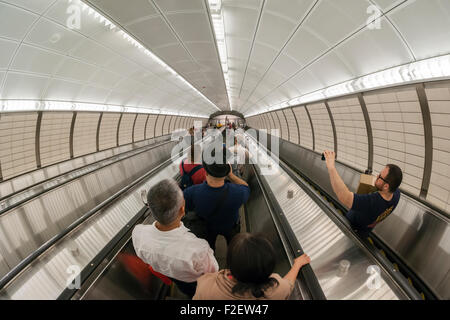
184,43,218,62
87,70,123,88
25,18,85,54
70,39,116,67
166,12,213,43
77,85,111,102
54,57,98,82
11,44,65,75
303,0,371,46
89,0,158,25
388,0,450,59
271,53,302,80
0,2,38,41
255,11,296,49
154,0,204,12
44,78,84,100
371,0,406,11
127,16,178,48
298,52,355,87
153,44,193,65
284,27,328,66
1,0,55,14
0,39,18,70
2,72,49,99
264,0,316,23
334,18,412,76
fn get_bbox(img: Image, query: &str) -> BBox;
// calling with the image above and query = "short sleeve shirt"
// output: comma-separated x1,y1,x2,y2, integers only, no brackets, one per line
346,189,401,237
183,182,250,233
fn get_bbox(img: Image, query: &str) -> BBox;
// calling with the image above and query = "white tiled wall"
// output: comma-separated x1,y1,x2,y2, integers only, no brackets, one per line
99,113,120,150
276,110,289,141
328,96,369,172
155,115,165,137
307,103,335,153
162,116,171,135
264,113,272,131
268,112,278,136
283,108,299,144
364,86,425,196
118,114,136,146
425,81,450,212
73,113,100,157
39,112,72,167
292,106,314,150
146,114,158,138
174,116,182,130
133,114,148,142
0,112,37,179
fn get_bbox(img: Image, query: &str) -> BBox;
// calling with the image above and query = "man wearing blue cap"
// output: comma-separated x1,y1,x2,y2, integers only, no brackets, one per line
183,147,250,251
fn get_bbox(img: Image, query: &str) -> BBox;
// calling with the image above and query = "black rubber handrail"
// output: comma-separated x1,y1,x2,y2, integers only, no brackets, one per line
0,150,175,291
252,164,326,300
0,139,173,218
0,135,170,203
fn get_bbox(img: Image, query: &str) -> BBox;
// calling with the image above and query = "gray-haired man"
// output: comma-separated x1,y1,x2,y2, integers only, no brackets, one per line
132,179,219,297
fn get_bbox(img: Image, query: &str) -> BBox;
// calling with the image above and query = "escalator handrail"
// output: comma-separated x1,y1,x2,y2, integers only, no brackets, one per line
0,139,173,218
247,131,423,300
0,142,177,291
252,163,327,300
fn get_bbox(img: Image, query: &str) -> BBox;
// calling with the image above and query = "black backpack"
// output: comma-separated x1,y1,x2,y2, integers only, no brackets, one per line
180,159,203,190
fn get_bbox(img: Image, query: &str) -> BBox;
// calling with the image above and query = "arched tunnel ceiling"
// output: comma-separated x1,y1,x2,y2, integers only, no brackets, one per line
223,0,450,116
0,0,449,117
0,0,222,116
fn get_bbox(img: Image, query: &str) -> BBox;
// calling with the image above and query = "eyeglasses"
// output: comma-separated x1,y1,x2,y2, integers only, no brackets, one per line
377,174,389,184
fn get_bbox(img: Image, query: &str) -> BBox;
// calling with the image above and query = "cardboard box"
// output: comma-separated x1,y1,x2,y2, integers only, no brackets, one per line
356,174,377,195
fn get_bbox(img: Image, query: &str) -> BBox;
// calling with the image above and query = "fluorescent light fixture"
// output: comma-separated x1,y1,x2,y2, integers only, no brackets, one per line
0,100,208,118
207,0,232,110
68,0,220,112
245,54,450,117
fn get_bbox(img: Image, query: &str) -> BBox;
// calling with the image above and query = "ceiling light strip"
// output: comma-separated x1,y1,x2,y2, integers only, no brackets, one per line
70,0,220,112
0,100,208,118
245,54,450,117
208,0,232,110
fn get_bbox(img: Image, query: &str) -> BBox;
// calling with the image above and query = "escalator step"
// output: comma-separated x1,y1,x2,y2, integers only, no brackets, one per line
407,277,413,286
393,263,399,271
367,237,374,245
380,250,386,257
421,292,425,300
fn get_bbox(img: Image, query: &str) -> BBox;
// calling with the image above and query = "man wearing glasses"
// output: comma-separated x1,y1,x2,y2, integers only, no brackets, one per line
323,150,403,237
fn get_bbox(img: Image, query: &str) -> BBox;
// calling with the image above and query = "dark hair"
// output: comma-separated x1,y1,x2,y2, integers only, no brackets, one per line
385,164,403,192
227,233,279,298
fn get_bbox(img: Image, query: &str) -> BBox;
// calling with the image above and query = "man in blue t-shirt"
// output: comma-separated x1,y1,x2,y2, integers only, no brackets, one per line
183,148,250,251
323,150,403,238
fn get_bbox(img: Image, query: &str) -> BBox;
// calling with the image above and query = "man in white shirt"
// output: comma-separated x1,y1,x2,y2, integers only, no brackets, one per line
132,179,219,297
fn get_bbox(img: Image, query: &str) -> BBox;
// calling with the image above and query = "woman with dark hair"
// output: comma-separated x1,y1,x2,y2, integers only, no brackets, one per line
193,233,311,300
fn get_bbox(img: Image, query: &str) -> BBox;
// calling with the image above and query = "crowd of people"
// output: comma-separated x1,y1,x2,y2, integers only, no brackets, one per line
132,125,403,300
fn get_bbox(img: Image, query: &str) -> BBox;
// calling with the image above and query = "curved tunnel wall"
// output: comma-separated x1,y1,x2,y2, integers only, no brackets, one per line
0,110,206,182
246,80,450,215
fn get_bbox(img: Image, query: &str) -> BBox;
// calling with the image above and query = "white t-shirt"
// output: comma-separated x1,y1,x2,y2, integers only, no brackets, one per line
132,222,219,283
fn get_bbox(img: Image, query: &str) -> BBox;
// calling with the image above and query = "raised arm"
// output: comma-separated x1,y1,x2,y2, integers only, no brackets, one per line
227,164,248,187
323,150,354,209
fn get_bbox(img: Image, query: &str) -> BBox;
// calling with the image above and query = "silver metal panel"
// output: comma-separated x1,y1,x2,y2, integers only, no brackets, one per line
0,141,176,279
0,133,217,299
273,133,450,299
246,133,404,300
